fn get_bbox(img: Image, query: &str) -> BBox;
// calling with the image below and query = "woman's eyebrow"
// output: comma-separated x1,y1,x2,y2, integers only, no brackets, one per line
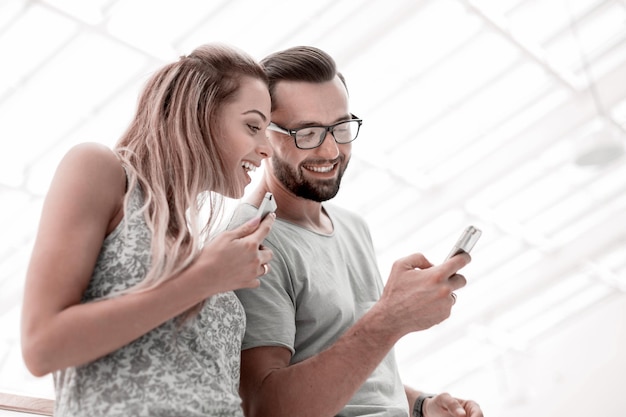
243,109,268,121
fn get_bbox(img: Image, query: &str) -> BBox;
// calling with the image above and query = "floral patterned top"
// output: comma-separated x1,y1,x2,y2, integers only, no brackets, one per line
53,183,246,417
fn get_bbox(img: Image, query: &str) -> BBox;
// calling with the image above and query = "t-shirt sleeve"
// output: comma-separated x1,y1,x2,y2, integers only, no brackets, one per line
235,238,296,354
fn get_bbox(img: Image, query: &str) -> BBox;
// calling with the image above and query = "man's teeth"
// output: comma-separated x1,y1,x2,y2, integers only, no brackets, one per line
306,165,334,173
242,161,256,172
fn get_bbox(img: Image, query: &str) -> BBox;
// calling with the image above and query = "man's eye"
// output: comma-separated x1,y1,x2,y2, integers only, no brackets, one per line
297,129,316,139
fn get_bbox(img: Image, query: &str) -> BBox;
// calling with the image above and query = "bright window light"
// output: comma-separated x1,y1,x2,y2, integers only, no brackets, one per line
0,4,76,99
41,0,107,25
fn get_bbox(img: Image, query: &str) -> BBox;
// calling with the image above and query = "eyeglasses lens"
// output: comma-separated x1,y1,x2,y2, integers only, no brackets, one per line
295,120,360,149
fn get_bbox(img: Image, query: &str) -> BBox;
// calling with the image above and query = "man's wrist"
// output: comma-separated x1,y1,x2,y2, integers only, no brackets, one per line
412,393,435,417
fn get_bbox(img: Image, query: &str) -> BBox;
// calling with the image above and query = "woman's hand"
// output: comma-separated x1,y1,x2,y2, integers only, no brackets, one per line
192,213,276,294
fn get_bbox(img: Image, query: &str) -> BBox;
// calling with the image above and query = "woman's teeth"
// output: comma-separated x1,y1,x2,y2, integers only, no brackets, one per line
242,161,256,172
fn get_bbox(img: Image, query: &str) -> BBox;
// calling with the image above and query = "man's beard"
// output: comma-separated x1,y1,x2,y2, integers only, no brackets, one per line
271,155,349,202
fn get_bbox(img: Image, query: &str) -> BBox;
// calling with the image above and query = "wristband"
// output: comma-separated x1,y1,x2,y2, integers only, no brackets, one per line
412,393,435,417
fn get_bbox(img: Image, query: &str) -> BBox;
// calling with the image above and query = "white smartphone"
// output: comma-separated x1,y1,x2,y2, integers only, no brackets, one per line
256,192,277,219
445,225,482,260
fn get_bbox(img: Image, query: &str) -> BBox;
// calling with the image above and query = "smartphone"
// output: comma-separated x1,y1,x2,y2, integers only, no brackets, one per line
445,225,482,260
256,192,277,219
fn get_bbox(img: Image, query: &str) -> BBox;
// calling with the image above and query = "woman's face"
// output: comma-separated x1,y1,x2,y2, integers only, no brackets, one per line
217,76,272,198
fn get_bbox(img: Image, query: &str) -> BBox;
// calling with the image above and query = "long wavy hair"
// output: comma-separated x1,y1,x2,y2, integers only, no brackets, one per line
113,43,268,296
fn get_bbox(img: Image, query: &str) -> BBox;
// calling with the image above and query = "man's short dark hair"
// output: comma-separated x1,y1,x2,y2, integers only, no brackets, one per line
260,46,348,110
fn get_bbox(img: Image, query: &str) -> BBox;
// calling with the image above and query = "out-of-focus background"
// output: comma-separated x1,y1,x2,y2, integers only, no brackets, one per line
1,0,625,415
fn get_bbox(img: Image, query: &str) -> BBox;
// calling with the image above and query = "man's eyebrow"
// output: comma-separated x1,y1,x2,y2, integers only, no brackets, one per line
243,109,268,121
293,114,352,127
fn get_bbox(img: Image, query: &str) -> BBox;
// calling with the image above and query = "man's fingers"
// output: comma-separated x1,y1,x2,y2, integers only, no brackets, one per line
447,273,467,291
431,393,468,417
437,252,471,281
399,253,433,270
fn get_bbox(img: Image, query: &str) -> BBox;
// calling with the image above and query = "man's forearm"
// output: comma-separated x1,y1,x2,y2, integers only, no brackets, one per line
405,386,420,411
248,303,402,417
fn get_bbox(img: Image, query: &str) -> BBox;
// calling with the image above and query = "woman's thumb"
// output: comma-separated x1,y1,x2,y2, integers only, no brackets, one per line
231,215,261,238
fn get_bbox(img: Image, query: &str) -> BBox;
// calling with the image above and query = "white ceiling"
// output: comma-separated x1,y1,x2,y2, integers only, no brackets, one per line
1,0,626,415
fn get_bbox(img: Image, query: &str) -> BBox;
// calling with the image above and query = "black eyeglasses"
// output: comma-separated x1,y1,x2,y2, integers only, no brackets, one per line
267,114,363,149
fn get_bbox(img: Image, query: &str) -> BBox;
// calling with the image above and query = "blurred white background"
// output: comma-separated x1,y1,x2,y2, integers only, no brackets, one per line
1,0,626,416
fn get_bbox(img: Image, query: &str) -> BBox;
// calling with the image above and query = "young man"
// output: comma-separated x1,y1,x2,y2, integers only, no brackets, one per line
232,46,483,417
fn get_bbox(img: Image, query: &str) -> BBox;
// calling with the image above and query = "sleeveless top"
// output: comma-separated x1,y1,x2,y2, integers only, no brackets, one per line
53,182,246,417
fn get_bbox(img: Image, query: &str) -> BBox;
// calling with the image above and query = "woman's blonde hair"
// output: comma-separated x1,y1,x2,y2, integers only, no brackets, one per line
114,43,267,296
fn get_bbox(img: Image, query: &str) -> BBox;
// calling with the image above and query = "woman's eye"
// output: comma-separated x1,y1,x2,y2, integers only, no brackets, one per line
247,124,261,133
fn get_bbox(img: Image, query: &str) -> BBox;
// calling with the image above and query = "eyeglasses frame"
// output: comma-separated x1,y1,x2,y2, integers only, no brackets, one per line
267,114,363,149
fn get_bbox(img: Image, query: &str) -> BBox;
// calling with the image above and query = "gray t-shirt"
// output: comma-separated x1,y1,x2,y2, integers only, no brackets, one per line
232,203,408,417
53,183,246,417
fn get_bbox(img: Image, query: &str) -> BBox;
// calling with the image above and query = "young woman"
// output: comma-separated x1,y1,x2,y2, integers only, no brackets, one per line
20,43,275,416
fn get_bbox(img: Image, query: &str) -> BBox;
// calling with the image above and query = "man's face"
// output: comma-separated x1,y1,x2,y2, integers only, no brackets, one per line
267,76,352,202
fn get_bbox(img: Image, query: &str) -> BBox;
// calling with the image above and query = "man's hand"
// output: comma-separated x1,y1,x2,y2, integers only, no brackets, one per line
376,252,470,337
424,393,484,417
